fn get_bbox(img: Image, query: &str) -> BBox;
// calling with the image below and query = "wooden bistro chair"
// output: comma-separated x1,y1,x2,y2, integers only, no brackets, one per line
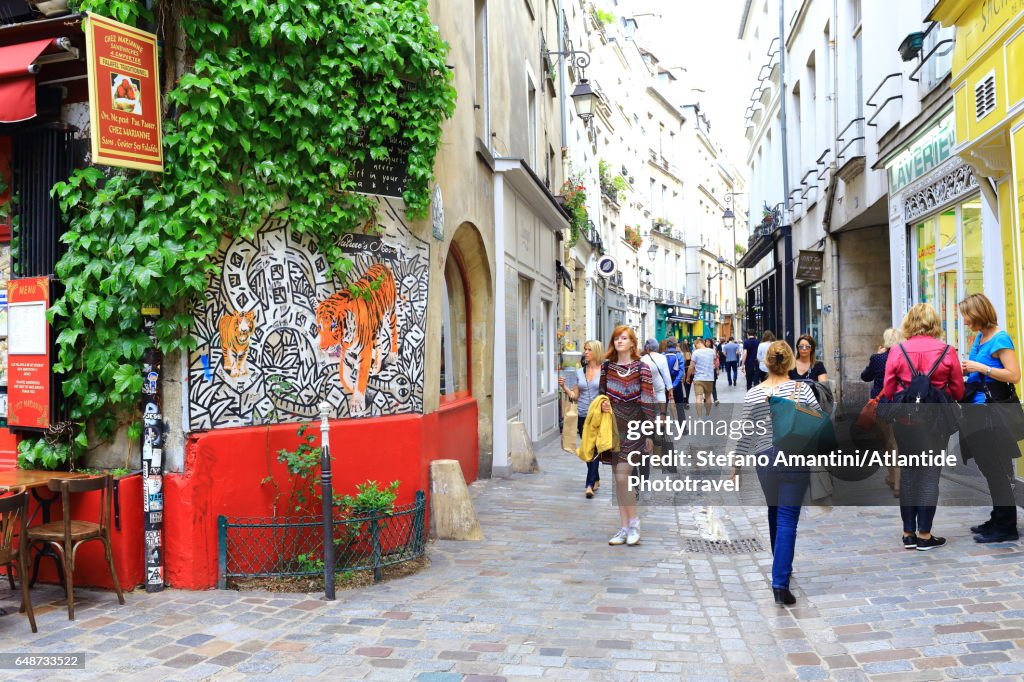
0,486,36,632
27,475,125,621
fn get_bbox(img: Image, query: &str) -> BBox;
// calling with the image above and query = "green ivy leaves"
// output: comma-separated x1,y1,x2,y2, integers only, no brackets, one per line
41,0,456,461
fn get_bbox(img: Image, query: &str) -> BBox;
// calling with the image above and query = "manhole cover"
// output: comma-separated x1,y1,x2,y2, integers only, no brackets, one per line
684,537,765,554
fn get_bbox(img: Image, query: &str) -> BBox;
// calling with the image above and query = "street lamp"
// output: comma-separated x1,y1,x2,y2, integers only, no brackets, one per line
722,192,746,338
647,242,658,262
570,79,596,124
705,255,726,336
544,45,596,125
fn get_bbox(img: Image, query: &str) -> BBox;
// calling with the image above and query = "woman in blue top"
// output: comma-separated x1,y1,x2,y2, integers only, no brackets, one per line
958,293,1021,543
559,339,604,498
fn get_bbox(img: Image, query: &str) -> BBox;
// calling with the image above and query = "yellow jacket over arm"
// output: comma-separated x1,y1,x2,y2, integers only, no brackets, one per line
576,395,620,462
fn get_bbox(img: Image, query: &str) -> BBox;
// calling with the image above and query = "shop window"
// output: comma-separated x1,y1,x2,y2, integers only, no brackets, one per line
800,283,822,349
915,217,936,304
537,300,550,396
505,267,520,411
962,201,983,296
937,209,956,249
440,250,469,399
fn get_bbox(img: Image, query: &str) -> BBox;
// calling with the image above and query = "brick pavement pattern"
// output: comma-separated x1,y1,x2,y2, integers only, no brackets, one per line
1,381,1023,680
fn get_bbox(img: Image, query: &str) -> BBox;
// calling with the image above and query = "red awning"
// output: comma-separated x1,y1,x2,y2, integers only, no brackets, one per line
0,39,57,123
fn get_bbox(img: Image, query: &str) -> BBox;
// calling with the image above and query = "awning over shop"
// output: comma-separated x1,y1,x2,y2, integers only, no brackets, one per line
667,315,698,323
0,38,59,122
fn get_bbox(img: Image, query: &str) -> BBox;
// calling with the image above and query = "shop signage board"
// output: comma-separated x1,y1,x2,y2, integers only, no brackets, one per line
795,250,824,281
7,277,49,429
886,112,955,194
84,13,163,172
350,136,411,198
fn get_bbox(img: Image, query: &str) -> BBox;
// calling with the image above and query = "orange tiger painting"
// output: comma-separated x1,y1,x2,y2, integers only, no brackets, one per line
218,310,257,377
316,264,399,414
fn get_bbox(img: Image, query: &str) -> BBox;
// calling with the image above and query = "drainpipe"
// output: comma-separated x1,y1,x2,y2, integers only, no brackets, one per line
492,174,508,476
830,0,842,403
777,0,794,346
557,0,567,150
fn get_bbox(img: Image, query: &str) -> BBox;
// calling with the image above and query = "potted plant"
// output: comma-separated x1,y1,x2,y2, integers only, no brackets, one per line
559,175,588,246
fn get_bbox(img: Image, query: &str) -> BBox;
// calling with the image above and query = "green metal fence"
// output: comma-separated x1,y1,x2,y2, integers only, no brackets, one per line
217,490,426,588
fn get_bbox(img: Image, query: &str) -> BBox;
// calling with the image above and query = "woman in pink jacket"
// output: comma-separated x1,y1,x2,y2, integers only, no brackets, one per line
882,304,965,551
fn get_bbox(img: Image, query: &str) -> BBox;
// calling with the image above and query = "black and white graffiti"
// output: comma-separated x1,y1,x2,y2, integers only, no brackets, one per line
188,198,429,429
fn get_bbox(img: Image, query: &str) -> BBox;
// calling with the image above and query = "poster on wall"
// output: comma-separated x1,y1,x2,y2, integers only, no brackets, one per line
84,13,163,172
140,310,164,592
187,198,429,430
7,277,50,429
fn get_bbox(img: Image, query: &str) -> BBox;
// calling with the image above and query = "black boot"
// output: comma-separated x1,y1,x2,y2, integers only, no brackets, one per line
773,588,796,606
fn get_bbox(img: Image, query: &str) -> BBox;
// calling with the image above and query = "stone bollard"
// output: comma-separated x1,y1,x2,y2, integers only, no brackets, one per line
508,420,539,473
430,459,483,541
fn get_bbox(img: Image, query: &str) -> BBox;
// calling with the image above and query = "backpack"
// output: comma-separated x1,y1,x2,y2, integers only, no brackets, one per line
884,344,960,435
665,350,685,386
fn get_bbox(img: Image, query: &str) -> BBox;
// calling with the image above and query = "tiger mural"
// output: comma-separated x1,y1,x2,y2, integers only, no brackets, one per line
316,263,399,414
218,310,257,377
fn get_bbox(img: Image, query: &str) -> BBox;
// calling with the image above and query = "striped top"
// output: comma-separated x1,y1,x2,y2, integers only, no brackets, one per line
736,380,818,456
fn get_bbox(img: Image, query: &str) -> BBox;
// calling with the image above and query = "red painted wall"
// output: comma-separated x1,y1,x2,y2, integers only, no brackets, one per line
164,399,478,589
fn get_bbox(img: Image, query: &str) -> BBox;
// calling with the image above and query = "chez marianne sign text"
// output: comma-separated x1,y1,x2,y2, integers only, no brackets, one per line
85,13,163,172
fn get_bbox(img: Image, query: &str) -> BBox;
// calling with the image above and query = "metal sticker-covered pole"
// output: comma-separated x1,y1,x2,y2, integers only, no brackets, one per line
319,401,335,600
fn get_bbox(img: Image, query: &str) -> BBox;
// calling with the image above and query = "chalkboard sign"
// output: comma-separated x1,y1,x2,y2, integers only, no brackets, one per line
350,137,412,198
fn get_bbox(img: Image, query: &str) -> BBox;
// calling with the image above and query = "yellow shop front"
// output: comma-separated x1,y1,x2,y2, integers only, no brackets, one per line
930,0,1024,475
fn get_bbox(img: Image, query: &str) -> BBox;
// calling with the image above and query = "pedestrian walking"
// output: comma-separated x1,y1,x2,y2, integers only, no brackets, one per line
882,303,965,551
756,331,776,385
742,331,761,389
680,340,694,406
790,334,828,382
641,338,674,480
599,325,658,546
664,338,687,416
559,339,604,499
957,293,1021,543
723,337,740,386
861,328,904,495
686,338,716,418
711,338,723,404
736,340,818,607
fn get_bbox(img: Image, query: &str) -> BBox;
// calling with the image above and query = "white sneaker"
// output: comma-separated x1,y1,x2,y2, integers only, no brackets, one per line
626,525,641,546
609,528,628,545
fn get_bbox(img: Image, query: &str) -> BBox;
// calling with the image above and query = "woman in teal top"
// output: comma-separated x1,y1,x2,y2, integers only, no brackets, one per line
958,293,1021,543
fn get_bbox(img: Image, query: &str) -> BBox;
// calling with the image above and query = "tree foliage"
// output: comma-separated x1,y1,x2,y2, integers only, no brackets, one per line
42,0,456,461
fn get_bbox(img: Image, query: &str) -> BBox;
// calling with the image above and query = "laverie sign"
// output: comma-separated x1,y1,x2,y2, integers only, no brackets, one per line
887,112,955,194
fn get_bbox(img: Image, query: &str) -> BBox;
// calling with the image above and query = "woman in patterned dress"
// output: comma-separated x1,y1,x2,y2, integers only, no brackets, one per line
600,325,658,546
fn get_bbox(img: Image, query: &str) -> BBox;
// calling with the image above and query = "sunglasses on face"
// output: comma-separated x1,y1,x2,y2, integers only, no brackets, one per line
797,345,811,349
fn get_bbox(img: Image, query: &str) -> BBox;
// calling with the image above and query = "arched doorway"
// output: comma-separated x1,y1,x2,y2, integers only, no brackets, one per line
444,222,494,475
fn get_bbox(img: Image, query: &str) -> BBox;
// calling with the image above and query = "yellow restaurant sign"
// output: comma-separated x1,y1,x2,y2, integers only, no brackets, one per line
84,13,163,172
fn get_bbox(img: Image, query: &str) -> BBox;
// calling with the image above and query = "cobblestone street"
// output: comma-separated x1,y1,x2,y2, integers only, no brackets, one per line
2,383,1024,681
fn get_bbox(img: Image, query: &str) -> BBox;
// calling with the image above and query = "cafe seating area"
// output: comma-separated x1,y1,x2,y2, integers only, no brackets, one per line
0,472,128,633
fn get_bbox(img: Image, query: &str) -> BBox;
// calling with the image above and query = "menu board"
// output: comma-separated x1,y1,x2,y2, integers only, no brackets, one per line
7,277,50,429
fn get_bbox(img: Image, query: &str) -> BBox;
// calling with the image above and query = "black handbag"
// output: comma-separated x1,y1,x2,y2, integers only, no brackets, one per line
981,381,1024,444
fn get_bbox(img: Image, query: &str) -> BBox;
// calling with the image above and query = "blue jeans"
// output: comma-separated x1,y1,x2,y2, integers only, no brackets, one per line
578,416,600,489
756,463,809,590
725,361,738,385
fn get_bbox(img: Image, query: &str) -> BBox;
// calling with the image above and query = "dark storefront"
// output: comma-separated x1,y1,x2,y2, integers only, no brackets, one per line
737,218,794,345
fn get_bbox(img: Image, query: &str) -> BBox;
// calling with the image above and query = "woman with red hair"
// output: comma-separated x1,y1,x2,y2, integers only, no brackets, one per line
599,325,658,546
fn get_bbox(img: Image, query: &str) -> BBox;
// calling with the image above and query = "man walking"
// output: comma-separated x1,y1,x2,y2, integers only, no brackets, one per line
741,331,761,390
723,337,740,386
